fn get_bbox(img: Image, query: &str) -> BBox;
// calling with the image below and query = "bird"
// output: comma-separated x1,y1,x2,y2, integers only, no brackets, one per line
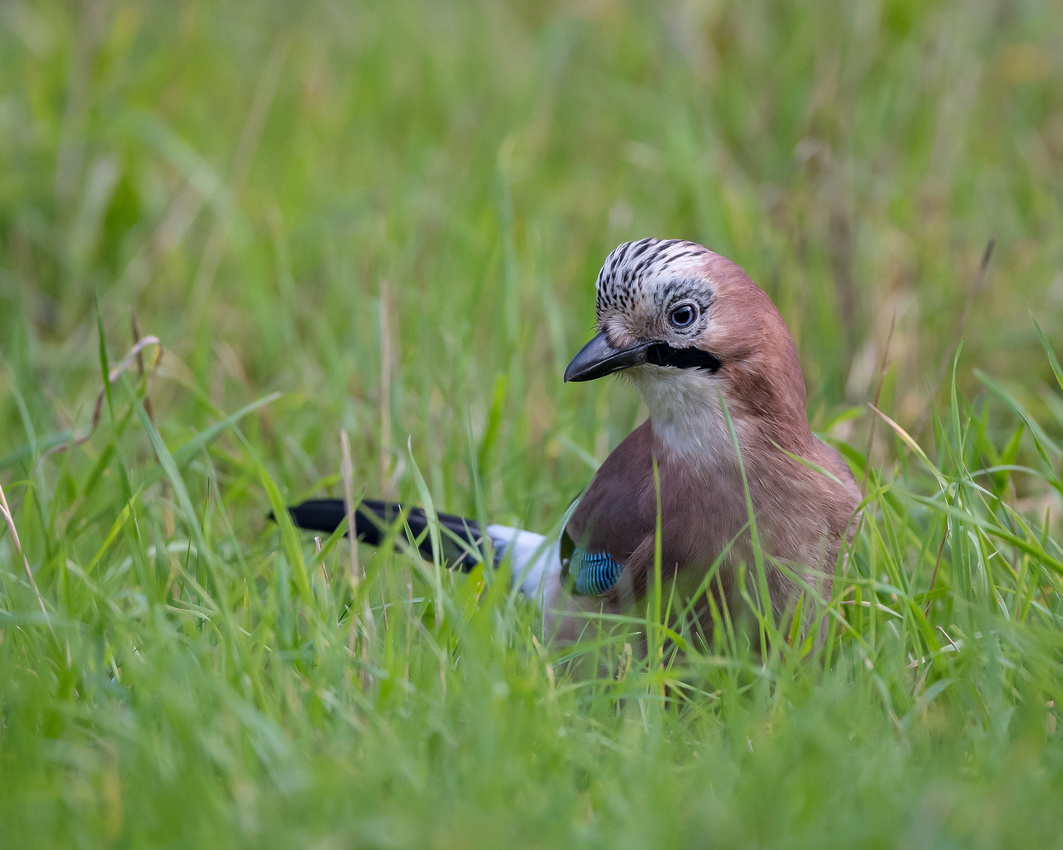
282,238,862,646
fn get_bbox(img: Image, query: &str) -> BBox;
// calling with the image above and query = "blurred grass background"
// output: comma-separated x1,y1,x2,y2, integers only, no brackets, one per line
2,1,1063,847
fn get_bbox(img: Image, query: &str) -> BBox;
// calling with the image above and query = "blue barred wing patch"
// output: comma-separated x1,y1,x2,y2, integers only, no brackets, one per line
570,548,625,596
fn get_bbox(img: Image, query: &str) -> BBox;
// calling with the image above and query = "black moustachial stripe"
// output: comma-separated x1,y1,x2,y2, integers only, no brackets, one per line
645,343,722,373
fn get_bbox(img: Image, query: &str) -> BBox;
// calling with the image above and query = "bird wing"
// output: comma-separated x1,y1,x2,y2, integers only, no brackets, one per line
563,421,660,597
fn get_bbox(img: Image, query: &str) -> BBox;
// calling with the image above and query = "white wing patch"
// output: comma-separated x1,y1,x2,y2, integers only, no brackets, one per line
486,524,561,608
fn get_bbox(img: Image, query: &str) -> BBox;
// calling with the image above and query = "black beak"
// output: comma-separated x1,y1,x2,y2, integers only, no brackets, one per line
564,333,651,383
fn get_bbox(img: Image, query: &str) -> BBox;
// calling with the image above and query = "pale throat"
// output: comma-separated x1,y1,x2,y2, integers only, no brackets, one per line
629,366,736,463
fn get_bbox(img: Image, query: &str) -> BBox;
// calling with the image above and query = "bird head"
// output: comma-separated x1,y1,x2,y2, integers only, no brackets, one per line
565,238,812,455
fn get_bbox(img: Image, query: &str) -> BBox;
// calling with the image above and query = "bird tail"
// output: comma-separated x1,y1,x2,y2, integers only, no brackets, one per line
280,498,559,600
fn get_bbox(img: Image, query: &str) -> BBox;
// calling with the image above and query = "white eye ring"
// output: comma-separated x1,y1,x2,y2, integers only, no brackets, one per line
669,304,697,328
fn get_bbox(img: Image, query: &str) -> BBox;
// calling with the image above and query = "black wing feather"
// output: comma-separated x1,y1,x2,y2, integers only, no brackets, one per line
280,498,486,570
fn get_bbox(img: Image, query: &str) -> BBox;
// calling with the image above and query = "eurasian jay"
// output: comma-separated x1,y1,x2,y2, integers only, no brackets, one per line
284,239,862,643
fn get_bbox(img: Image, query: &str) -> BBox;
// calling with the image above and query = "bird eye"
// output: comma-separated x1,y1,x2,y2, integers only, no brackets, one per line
669,304,697,328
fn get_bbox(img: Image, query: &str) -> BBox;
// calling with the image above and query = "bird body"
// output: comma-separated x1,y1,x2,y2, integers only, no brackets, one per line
283,239,861,644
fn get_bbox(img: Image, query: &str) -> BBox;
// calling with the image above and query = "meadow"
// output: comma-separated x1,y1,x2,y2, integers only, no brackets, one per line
2,1,1063,846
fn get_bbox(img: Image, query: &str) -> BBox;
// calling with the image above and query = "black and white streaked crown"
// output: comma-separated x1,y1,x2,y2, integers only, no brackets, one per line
595,238,711,315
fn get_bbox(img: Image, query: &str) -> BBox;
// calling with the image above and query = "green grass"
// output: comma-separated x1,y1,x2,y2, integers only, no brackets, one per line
2,0,1063,846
